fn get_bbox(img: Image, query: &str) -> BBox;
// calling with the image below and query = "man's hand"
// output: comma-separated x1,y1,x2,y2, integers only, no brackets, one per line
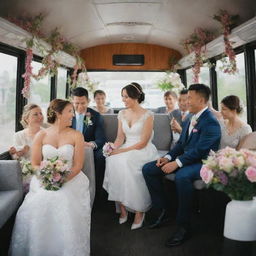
161,161,178,174
156,157,169,167
171,119,182,134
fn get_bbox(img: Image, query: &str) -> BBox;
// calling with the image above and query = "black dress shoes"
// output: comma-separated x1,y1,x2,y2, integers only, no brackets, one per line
148,209,170,229
165,227,190,247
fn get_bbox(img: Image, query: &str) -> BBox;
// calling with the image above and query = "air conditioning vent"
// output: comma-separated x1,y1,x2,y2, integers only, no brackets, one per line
113,54,144,66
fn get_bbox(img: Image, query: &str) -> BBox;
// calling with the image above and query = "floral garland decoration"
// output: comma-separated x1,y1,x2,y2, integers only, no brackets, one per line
213,10,239,74
183,28,214,83
8,13,85,98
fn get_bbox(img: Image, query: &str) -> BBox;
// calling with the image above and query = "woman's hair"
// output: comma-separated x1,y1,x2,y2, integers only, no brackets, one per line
94,90,106,98
164,90,178,99
20,104,40,128
47,99,72,124
221,95,243,114
122,82,145,104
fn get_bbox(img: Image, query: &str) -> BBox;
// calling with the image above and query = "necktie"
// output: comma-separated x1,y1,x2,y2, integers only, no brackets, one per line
181,112,186,121
77,114,84,133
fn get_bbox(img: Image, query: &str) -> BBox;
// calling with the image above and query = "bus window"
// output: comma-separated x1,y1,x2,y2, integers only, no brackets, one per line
57,67,67,99
28,61,51,119
0,52,17,152
217,53,247,121
88,71,166,109
186,64,210,86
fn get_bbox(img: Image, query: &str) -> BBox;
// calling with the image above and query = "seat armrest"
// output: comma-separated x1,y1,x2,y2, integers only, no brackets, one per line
0,160,23,192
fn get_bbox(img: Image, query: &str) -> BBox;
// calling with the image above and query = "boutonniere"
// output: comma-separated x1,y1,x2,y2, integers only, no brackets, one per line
84,112,93,126
192,128,198,133
191,115,198,127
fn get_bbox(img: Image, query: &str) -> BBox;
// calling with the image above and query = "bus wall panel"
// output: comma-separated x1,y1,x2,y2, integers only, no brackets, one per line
80,43,181,70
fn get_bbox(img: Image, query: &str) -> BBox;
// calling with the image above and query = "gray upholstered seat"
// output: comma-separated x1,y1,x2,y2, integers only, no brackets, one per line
82,147,96,207
0,160,23,228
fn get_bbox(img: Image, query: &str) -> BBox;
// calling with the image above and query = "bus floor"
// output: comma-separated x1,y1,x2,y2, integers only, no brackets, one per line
91,183,256,256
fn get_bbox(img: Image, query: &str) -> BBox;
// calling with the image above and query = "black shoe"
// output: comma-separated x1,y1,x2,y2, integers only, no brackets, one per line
165,227,190,247
148,209,170,229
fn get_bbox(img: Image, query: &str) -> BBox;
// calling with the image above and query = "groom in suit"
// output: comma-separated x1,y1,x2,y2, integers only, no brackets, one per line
71,87,106,201
143,84,221,247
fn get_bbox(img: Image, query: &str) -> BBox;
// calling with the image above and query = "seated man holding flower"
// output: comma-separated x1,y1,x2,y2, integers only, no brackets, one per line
71,87,106,202
143,84,221,247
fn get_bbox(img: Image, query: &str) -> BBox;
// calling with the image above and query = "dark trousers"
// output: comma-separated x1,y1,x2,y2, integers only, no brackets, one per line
94,148,106,199
142,160,202,228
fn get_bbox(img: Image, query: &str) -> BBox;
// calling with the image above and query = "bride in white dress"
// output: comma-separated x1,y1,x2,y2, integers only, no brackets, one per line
103,83,158,230
10,99,91,256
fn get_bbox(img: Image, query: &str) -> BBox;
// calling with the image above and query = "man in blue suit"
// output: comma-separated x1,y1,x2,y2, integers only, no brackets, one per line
71,87,106,201
143,84,221,247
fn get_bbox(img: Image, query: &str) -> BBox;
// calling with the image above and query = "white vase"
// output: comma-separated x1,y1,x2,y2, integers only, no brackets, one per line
224,197,256,241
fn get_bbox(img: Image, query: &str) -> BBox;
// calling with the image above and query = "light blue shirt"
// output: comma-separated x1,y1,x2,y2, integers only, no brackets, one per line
75,112,85,133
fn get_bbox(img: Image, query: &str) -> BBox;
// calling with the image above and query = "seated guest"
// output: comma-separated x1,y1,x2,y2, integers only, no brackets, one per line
143,84,221,247
155,91,178,114
9,104,44,192
170,89,190,148
9,104,44,160
71,87,106,202
219,95,252,149
93,89,114,114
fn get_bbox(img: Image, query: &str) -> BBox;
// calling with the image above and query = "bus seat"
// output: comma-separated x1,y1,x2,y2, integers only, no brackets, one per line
82,147,96,208
0,160,23,229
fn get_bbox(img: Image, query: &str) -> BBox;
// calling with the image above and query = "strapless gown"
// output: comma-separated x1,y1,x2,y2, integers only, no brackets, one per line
9,144,91,256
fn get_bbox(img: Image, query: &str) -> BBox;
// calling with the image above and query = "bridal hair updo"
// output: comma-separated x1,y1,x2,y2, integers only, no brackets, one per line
221,95,243,114
47,99,72,124
20,103,41,128
122,82,145,103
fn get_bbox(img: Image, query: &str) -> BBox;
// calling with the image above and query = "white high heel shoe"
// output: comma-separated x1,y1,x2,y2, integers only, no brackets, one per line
119,213,128,224
131,213,145,230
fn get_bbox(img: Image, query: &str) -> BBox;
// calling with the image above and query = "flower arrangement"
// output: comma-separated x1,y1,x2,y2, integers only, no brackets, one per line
102,142,115,157
200,147,256,200
183,28,215,83
37,156,70,191
84,112,93,126
213,10,239,75
157,72,184,93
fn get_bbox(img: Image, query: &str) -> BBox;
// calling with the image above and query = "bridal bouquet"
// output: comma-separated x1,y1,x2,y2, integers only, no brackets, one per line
200,147,256,200
20,159,35,177
37,156,70,191
102,142,115,157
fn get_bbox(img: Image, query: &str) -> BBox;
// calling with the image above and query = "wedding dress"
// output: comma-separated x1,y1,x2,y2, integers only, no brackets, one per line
103,110,158,212
9,144,91,256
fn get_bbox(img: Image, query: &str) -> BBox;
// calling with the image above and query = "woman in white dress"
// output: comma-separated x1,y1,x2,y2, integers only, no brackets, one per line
219,95,252,149
103,82,158,230
9,104,43,161
10,99,91,256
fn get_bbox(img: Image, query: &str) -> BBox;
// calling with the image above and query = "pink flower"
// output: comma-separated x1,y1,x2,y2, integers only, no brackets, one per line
232,156,245,169
53,173,61,182
219,156,234,173
245,167,256,182
192,128,198,133
246,156,256,167
200,165,214,184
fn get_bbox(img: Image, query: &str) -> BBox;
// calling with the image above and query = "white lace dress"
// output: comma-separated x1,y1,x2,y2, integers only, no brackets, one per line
9,144,91,256
103,110,158,212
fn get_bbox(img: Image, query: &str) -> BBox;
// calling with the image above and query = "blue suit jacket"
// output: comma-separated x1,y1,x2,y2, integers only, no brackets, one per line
72,108,106,149
168,108,221,166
